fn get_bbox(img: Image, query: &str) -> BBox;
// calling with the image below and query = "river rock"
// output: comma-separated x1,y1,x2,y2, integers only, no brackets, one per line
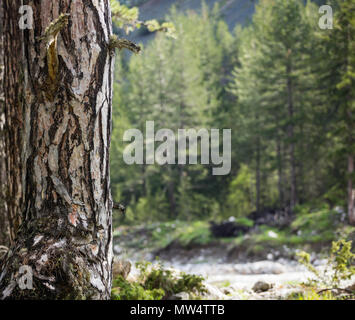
203,283,229,300
222,287,234,295
227,294,243,300
167,292,190,300
233,261,286,274
252,281,273,293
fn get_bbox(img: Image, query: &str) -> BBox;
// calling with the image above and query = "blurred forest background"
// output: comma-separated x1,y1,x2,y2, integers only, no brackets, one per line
0,0,353,301
110,0,355,236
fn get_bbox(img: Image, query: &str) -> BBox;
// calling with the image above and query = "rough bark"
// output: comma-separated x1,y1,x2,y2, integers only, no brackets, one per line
0,0,10,248
2,0,24,246
0,0,114,300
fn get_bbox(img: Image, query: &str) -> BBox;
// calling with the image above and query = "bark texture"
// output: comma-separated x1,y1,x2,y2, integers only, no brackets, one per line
2,0,24,246
0,0,114,300
0,0,10,248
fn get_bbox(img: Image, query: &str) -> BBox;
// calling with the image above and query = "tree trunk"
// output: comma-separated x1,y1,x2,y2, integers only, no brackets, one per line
345,12,355,225
287,59,297,210
0,0,114,300
0,0,10,248
1,0,23,247
348,155,355,225
276,137,284,208
255,133,261,213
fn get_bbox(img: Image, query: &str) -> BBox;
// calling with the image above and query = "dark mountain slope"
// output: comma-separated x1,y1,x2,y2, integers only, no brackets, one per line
138,0,256,29
125,0,323,45
125,0,256,45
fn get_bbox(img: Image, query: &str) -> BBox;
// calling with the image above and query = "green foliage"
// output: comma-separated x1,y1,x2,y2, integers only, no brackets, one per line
229,0,324,210
111,260,207,300
220,280,231,288
296,251,320,279
111,275,164,300
137,260,207,298
331,240,355,284
150,221,184,248
226,164,256,218
297,240,355,289
234,217,254,228
291,205,341,240
175,221,212,247
111,5,233,224
110,0,176,36
110,0,139,33
288,289,335,300
290,205,355,245
152,220,213,248
114,220,216,253
110,0,355,227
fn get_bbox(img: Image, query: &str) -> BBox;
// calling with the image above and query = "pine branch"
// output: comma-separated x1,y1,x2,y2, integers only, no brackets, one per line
108,34,141,55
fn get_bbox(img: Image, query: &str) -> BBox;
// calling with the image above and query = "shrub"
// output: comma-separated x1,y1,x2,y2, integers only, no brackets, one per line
137,260,207,299
112,260,207,300
111,275,164,300
297,240,355,289
291,206,340,237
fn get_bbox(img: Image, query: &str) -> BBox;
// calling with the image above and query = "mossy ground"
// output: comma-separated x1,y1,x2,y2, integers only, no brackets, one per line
114,205,355,261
